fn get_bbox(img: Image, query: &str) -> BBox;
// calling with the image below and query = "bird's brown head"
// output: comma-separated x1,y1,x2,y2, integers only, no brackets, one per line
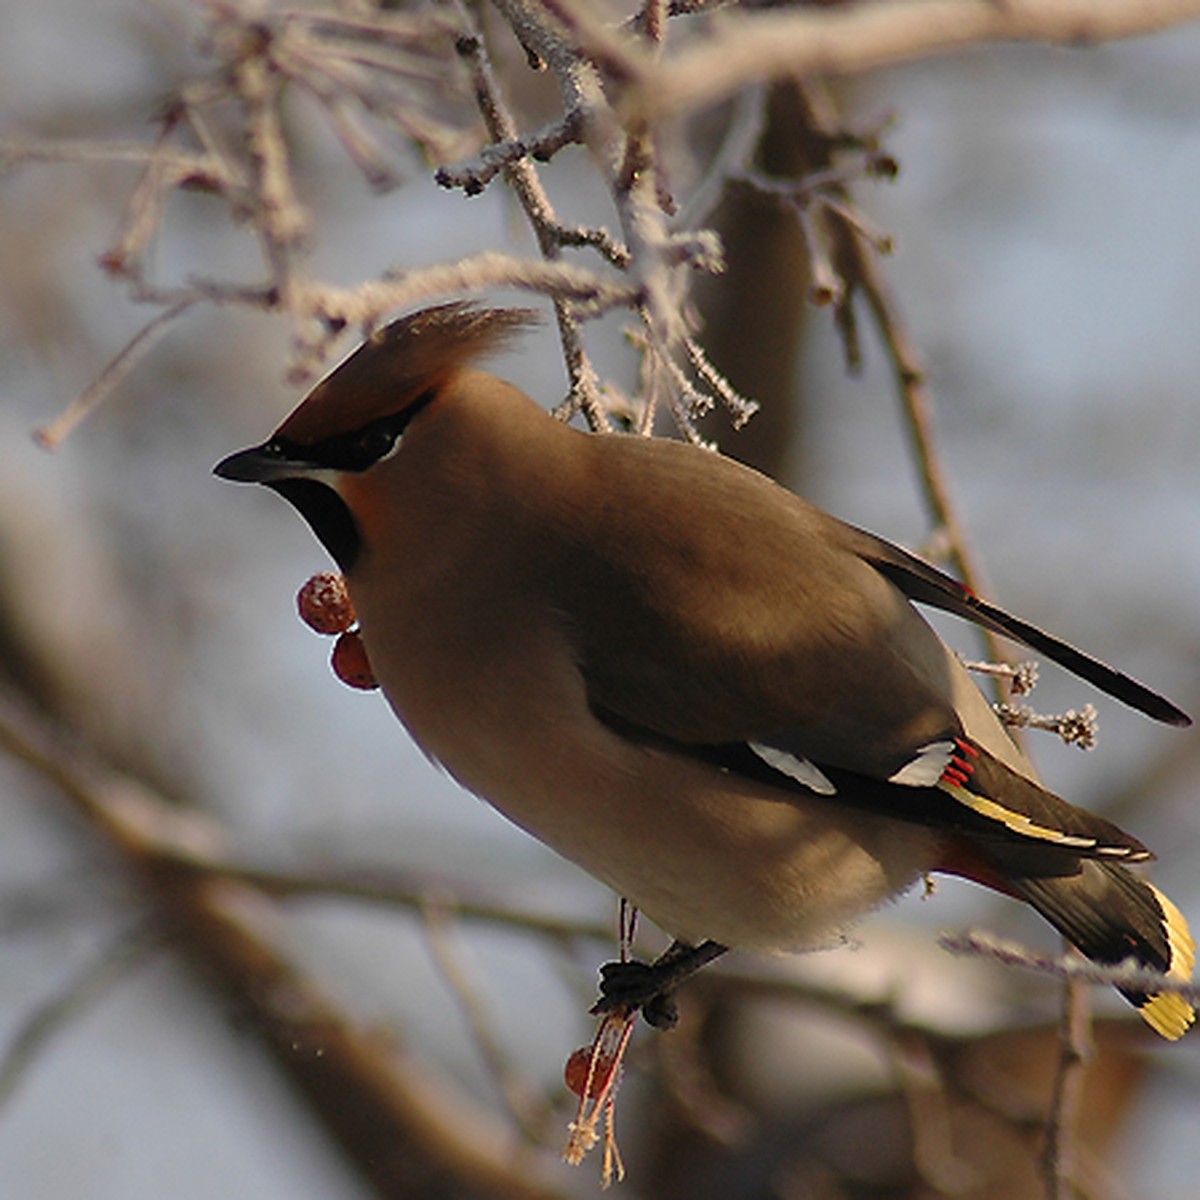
214,302,539,570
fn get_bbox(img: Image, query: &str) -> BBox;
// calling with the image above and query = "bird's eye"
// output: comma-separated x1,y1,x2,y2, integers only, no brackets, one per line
305,411,415,472
353,426,397,465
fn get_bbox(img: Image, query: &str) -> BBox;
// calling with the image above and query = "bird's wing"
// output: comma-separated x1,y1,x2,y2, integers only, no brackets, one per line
558,455,967,784
840,523,1191,727
553,435,1160,860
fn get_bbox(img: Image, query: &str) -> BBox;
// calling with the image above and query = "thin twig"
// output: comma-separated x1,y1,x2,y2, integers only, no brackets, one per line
33,300,198,450
682,335,759,429
889,1031,976,1193
435,111,584,194
488,0,715,437
995,702,1099,750
0,137,213,173
0,688,571,1200
447,6,615,428
941,929,1200,1003
672,84,768,232
960,656,1041,696
1041,967,1093,1200
232,30,310,310
0,922,162,1113
171,856,617,944
852,249,1000,640
286,251,635,383
420,896,551,1145
651,1012,755,1147
738,80,1006,669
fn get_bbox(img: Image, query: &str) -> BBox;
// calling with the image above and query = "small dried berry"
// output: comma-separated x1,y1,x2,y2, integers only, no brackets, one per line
331,631,378,690
565,1047,603,1099
564,1045,621,1099
297,572,356,635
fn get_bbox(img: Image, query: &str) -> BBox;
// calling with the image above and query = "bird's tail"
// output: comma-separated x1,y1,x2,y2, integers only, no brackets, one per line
1008,860,1195,1040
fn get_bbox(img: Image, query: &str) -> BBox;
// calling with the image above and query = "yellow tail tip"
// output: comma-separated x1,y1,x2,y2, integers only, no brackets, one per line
1142,885,1196,1040
1141,992,1195,1041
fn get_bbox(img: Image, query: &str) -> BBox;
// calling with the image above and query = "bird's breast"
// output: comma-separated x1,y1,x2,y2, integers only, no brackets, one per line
348,566,937,951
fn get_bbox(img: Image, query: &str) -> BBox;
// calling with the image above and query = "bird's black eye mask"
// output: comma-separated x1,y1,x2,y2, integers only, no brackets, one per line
273,387,438,473
251,389,437,572
266,478,361,573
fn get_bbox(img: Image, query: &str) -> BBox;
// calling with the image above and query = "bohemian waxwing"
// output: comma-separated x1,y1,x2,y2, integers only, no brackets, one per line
216,302,1195,1039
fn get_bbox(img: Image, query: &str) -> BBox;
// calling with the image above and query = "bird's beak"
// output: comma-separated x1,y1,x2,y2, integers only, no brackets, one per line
215,440,357,569
214,443,315,484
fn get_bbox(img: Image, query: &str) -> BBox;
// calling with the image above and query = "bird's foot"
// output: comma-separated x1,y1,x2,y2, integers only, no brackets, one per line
592,960,680,1029
590,940,728,1030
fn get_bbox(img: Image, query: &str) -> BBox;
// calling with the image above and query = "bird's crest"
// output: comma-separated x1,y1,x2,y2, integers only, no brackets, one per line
276,302,539,445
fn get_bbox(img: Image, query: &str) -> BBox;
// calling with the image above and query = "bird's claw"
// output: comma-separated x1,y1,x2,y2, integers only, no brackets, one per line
591,959,681,1030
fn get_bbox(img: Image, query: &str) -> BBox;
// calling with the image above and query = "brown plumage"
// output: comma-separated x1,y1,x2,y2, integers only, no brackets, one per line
216,302,1195,1039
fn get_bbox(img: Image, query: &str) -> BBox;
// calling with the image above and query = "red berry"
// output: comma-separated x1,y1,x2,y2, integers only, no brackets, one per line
564,1045,621,1099
297,573,356,635
565,1048,601,1098
331,631,378,690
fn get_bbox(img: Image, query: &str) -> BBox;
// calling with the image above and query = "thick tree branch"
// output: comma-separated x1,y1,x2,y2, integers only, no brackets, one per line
0,691,569,1200
625,0,1200,122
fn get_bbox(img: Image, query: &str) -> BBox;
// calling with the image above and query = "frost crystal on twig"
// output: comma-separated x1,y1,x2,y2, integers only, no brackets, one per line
995,703,1099,750
960,656,1040,696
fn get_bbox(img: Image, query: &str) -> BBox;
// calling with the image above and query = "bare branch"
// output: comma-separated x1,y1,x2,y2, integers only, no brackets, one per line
286,252,636,382
33,300,199,451
443,7,616,427
0,688,572,1200
624,0,1200,123
0,923,161,1114
0,137,215,174
996,702,1099,751
164,856,616,945
940,930,1200,1004
435,110,584,195
961,657,1041,697
420,896,553,1146
1042,968,1093,1200
889,1032,976,1193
